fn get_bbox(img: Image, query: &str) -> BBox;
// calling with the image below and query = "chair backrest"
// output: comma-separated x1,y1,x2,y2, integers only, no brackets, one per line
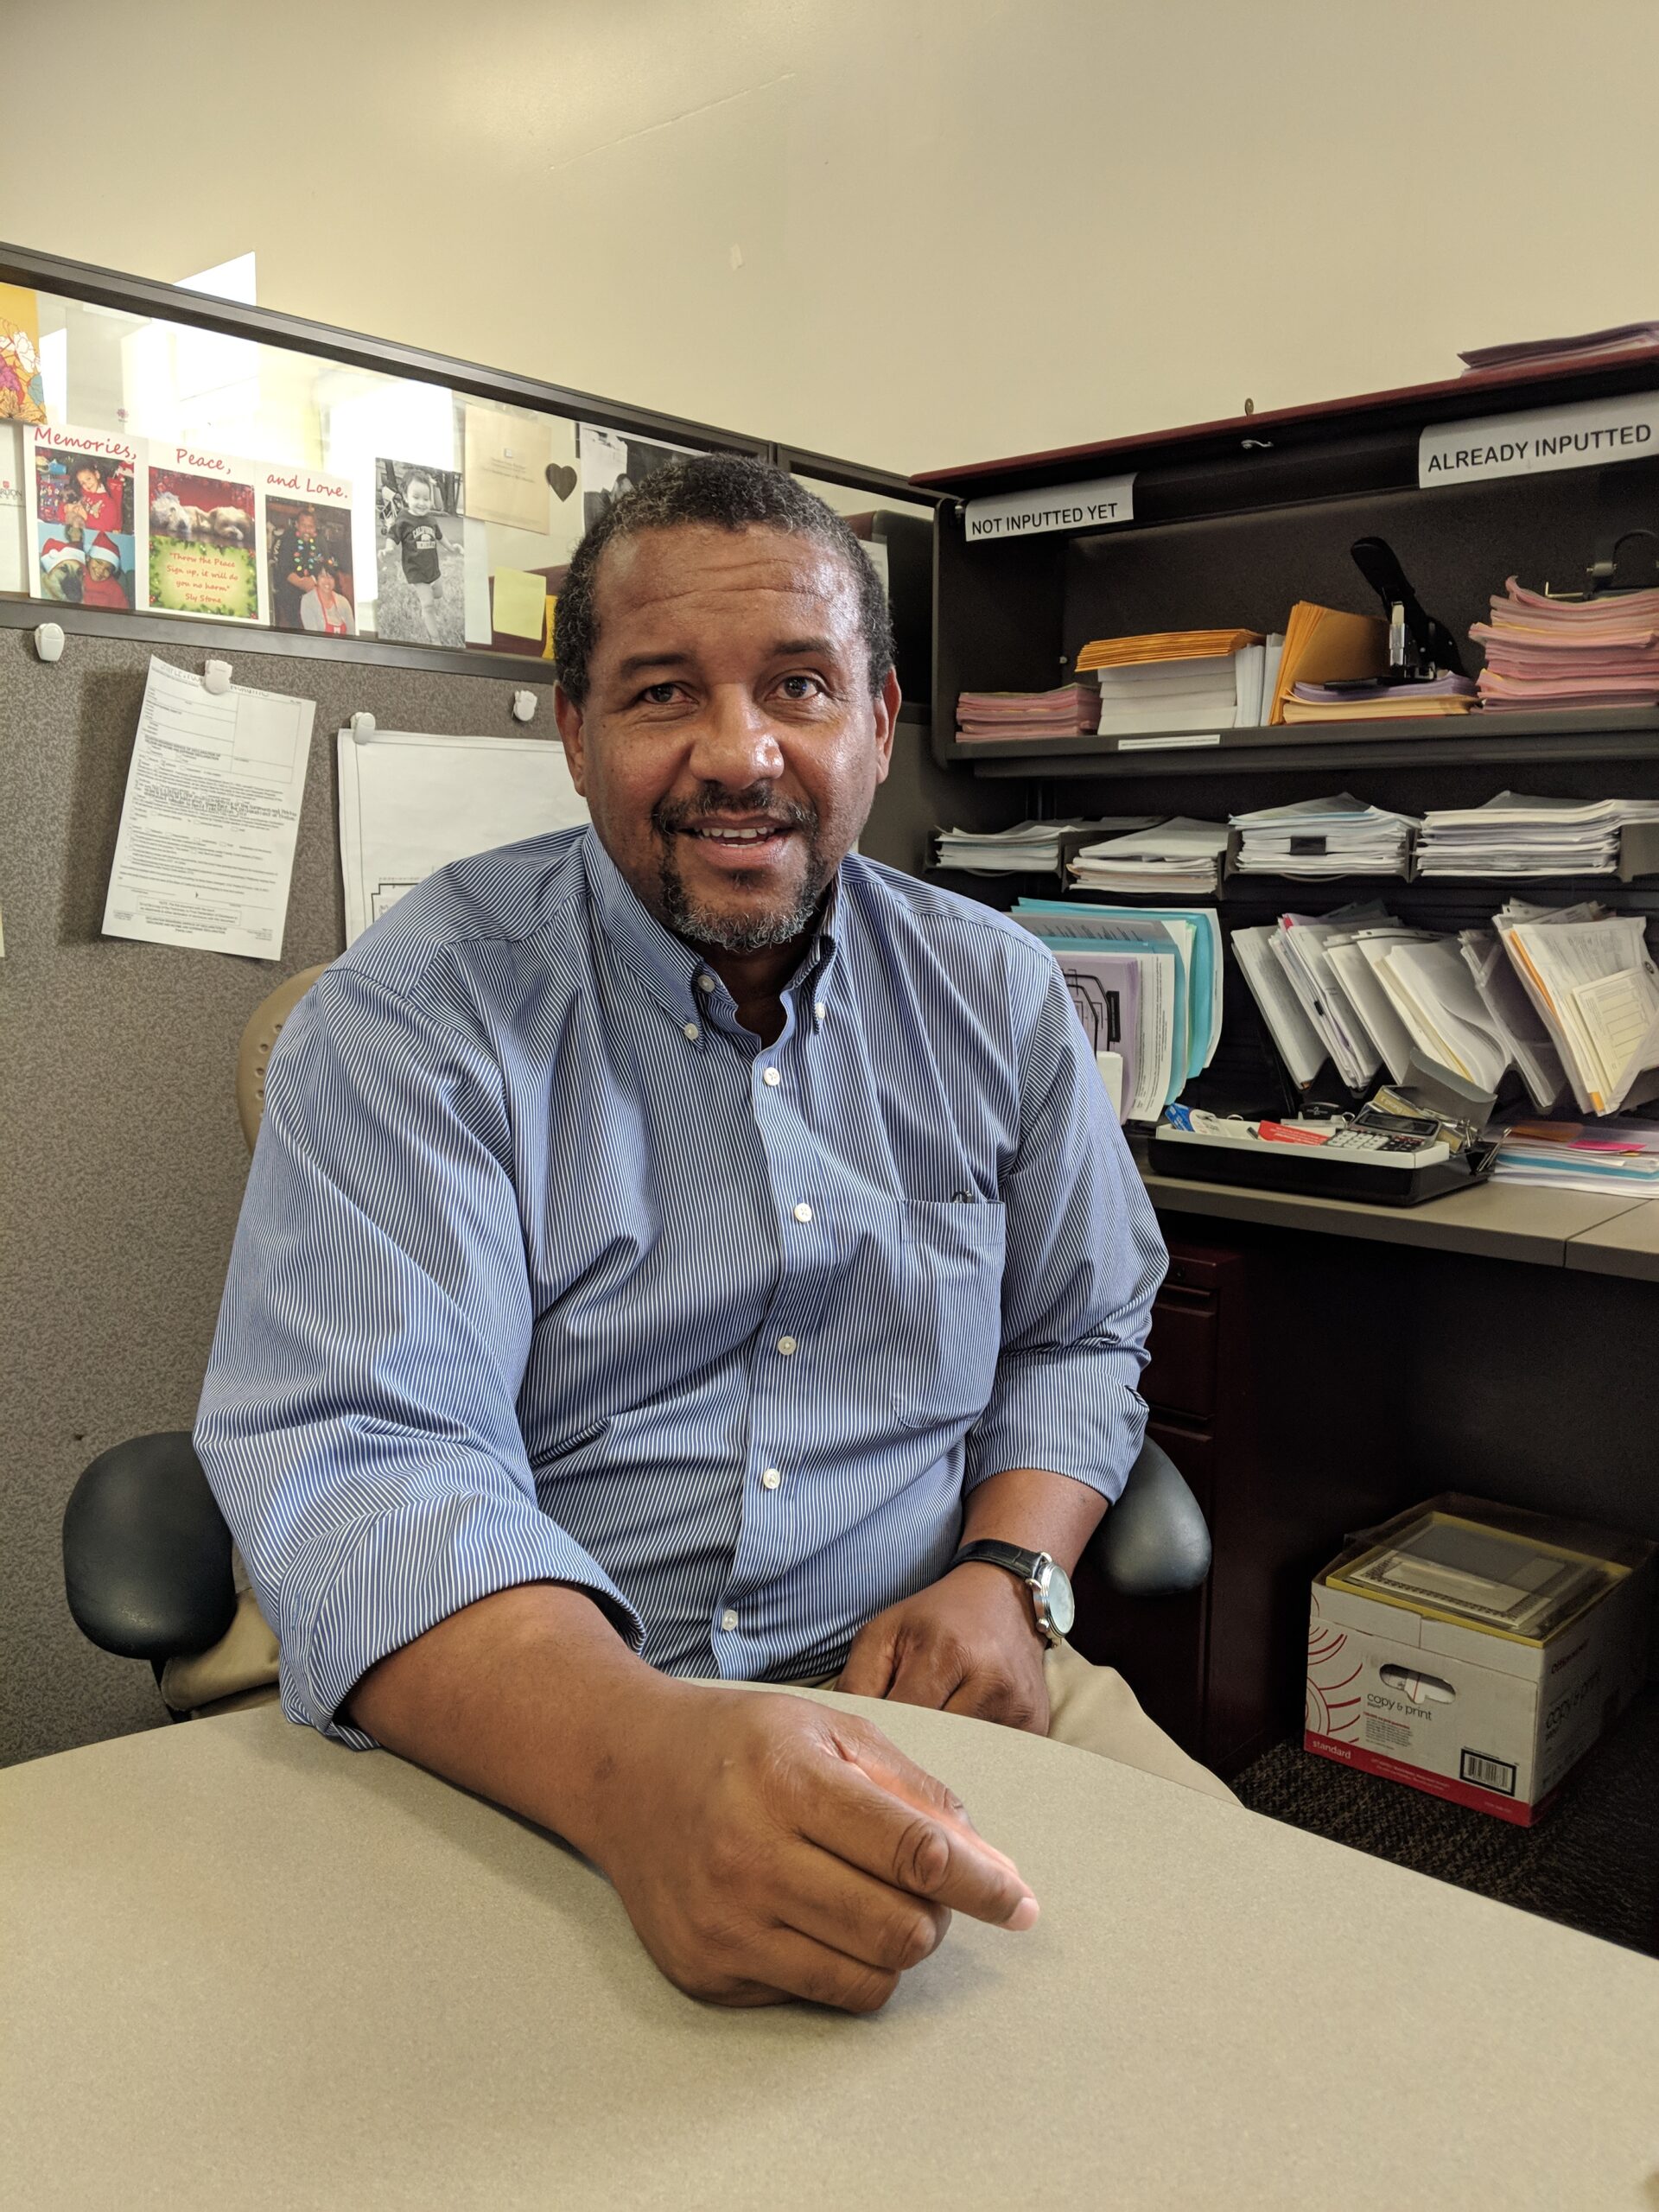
235,965,329,1152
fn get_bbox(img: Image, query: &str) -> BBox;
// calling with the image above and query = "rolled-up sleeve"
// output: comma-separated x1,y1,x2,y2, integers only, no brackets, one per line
194,963,642,1749
963,954,1167,1503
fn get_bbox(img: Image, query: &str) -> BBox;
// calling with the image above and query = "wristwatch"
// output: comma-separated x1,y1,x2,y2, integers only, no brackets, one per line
950,1541,1076,1644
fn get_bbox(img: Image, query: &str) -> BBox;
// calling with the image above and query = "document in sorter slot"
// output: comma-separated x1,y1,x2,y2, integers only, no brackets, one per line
1268,604,1389,724
1050,944,1176,1121
1326,929,1438,1087
1498,912,1659,1114
1370,938,1511,1097
1231,925,1326,1086
1459,929,1566,1113
1016,901,1223,1075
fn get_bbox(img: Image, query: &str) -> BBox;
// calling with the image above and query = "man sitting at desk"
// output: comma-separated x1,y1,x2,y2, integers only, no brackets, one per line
196,458,1230,2016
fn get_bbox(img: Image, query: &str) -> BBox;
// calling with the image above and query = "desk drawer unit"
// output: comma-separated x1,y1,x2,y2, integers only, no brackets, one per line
1071,1242,1270,1775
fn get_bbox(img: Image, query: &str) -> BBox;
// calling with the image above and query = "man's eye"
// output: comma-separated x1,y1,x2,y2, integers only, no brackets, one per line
778,674,823,700
638,683,682,706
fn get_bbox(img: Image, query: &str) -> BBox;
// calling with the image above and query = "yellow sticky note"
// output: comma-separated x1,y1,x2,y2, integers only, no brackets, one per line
493,568,547,641
543,594,557,660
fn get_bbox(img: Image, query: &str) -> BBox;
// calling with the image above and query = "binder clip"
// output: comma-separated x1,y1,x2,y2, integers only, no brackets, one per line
1545,526,1659,602
350,712,376,743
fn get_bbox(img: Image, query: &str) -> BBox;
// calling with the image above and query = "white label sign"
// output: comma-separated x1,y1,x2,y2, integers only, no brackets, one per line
964,473,1135,542
1419,392,1659,488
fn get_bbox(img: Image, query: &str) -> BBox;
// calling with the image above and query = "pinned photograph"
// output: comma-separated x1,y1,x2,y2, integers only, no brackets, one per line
374,458,467,648
27,423,141,607
578,424,701,534
145,444,264,622
263,467,355,635
0,283,47,425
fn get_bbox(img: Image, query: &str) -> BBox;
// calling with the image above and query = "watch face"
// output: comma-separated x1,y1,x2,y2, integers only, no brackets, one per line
1040,1559,1076,1637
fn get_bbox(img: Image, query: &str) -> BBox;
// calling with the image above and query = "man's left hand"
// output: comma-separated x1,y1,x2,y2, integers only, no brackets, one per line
836,1563,1050,1734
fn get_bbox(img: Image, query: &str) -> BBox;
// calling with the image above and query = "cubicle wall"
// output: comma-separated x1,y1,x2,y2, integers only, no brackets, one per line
0,623,957,1765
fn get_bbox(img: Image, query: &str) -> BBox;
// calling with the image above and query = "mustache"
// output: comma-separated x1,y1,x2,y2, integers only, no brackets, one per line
653,785,817,837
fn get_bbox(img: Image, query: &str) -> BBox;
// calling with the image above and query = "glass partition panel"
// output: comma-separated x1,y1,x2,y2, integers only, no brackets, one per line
2,273,741,664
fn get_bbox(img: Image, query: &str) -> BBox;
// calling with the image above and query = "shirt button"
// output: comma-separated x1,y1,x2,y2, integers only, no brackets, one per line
761,1467,782,1490
814,1001,826,1022
683,1020,700,1040
762,1066,781,1087
696,974,715,993
792,1202,813,1223
720,1609,739,1632
777,1336,797,1355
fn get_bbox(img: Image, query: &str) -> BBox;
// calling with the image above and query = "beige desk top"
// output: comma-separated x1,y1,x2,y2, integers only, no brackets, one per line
1144,1165,1658,1270
4,1697,1657,2211
1564,1197,1659,1280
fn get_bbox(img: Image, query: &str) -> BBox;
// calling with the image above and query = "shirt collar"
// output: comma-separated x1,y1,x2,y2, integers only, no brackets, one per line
581,826,841,1031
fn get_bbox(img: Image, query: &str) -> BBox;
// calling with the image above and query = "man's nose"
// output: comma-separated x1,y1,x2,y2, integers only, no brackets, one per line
685,687,785,788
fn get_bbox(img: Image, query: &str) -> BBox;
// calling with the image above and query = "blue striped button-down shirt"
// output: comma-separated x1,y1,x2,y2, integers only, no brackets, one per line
195,827,1166,1747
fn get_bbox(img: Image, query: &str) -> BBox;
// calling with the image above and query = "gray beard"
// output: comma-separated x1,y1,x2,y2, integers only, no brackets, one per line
658,836,827,951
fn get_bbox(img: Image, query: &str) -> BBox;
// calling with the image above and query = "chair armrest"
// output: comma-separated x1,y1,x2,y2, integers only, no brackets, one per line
62,1433,238,1661
1090,1435,1213,1598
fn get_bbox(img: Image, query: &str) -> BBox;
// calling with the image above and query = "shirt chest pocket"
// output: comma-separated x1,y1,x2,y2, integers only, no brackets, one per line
887,1199,1007,1433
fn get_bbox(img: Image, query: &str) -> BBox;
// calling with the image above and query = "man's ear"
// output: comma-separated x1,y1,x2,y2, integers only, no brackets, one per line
553,683,588,796
871,666,902,785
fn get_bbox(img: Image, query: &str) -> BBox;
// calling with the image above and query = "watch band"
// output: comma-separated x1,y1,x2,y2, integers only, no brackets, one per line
951,1540,1046,1583
950,1539,1065,1645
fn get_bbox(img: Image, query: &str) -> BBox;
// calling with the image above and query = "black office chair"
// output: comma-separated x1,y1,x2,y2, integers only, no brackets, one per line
62,1427,1211,1707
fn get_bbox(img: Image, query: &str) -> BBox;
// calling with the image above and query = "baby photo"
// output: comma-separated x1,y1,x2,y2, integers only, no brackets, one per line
374,458,466,648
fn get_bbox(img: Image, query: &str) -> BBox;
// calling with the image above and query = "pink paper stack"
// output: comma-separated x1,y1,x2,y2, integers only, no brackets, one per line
955,683,1097,741
1469,577,1659,712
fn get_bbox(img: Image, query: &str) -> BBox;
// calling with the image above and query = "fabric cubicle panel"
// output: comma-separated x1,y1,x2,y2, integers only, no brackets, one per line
0,628,574,1765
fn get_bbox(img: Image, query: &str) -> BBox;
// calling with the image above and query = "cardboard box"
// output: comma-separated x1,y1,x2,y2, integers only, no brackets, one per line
1304,1493,1655,1825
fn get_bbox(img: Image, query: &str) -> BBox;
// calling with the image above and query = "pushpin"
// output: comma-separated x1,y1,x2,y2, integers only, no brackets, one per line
350,711,376,743
512,689,537,723
34,621,65,663
202,658,233,695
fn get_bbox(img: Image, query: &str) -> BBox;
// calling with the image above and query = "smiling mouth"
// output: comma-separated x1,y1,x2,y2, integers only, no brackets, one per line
680,822,794,849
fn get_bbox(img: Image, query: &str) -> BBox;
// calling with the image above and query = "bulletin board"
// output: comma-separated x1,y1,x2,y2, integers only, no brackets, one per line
0,627,581,1764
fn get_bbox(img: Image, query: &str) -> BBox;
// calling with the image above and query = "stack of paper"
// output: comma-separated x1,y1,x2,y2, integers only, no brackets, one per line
1495,905,1659,1115
1487,1119,1659,1193
1067,818,1230,896
956,684,1098,742
1013,898,1224,1123
1283,672,1478,723
1077,629,1268,739
1469,579,1659,713
1459,325,1659,374
1417,793,1659,876
1267,603,1389,723
934,820,1131,874
1230,795,1418,879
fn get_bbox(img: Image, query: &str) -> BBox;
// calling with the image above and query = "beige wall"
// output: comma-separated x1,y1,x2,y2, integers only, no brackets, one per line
3,1,1657,474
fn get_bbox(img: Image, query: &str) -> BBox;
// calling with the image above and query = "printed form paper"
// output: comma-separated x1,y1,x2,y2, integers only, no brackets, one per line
103,656,315,959
337,728,588,944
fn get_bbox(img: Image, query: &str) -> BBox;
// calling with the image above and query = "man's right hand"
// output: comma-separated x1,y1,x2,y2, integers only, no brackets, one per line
586,1678,1039,2012
345,1583,1037,2016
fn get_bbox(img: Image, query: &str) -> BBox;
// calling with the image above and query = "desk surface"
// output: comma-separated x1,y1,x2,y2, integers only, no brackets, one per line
4,1699,1656,2210
1144,1164,1659,1274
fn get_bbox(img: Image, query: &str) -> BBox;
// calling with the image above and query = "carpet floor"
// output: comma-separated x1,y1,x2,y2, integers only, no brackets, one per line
1231,1687,1659,1956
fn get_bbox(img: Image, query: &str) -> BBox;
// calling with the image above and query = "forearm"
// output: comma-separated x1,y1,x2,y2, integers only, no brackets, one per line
959,1465,1107,1577
342,1581,672,1859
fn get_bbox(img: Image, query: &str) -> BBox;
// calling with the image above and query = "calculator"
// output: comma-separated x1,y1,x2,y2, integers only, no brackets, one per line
1150,1107,1492,1206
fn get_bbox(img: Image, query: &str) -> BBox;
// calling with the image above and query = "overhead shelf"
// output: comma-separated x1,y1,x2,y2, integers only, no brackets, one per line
945,706,1659,779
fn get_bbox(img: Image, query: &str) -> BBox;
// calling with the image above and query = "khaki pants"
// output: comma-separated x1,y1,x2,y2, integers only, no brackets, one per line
779,1639,1236,1807
168,1595,1236,1806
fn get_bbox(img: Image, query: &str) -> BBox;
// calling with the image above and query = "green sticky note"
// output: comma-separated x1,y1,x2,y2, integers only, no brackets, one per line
493,568,548,640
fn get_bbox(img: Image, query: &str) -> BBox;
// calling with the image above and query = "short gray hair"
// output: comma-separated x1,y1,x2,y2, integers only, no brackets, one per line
553,454,895,705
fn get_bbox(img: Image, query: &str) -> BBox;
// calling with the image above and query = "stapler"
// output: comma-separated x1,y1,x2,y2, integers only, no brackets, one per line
1345,536,1468,683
